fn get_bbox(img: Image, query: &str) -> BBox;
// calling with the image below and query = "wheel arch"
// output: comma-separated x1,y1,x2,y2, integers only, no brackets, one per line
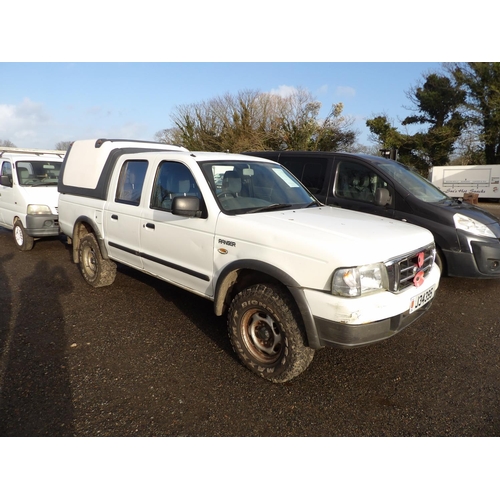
71,216,109,263
435,244,447,276
214,259,322,349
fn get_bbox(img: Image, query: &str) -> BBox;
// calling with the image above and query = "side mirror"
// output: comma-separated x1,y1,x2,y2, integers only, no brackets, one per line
171,196,202,217
375,187,392,207
1,175,12,187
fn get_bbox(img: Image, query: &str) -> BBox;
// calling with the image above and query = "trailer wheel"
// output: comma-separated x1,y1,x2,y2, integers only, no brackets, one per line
13,220,34,251
78,233,116,287
228,284,314,383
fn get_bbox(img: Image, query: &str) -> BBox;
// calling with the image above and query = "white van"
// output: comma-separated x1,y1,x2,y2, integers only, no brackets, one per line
0,147,65,250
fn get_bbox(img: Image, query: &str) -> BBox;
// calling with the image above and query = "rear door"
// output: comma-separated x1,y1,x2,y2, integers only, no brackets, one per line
277,155,332,203
103,158,148,269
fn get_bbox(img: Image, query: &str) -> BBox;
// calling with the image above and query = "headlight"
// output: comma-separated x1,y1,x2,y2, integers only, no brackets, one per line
332,263,389,297
27,204,52,215
453,213,496,238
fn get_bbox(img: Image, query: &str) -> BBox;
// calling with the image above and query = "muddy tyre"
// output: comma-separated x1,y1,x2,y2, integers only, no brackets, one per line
78,233,117,287
228,284,314,383
13,220,34,251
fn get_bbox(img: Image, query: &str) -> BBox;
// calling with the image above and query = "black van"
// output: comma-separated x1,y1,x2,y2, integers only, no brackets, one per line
244,151,500,278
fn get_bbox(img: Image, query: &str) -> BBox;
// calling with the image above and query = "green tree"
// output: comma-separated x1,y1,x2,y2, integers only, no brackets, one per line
447,62,500,164
156,88,357,153
366,114,429,172
402,73,465,166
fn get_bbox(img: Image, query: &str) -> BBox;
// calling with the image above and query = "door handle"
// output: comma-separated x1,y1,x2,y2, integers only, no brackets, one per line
111,214,118,220
145,223,155,229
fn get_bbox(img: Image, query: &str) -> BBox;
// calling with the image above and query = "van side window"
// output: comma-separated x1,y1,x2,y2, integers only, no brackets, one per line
336,161,388,203
115,160,148,205
151,161,201,211
280,158,328,194
1,161,13,186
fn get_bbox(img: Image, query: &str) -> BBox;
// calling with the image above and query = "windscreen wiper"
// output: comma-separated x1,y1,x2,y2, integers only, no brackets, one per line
247,203,293,214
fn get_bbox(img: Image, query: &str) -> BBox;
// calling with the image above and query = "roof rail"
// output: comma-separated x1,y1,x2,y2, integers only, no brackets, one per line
0,146,66,157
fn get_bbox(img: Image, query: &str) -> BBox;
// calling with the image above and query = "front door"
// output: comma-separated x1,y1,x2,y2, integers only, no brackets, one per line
332,159,396,218
140,160,215,297
0,161,14,226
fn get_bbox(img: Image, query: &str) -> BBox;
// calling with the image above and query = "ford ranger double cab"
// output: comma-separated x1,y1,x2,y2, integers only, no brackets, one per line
57,138,441,383
1,147,65,250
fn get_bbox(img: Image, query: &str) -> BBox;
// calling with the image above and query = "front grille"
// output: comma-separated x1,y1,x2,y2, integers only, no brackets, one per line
385,243,436,293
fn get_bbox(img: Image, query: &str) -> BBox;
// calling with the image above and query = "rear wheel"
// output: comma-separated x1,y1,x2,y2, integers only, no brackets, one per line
13,220,34,251
228,284,314,383
78,233,117,287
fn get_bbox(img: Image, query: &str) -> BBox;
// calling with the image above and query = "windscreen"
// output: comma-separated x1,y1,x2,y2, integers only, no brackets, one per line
199,160,316,214
373,159,449,203
15,160,62,186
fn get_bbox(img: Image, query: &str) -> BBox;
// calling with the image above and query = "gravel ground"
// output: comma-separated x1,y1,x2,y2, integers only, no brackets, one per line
1,203,500,437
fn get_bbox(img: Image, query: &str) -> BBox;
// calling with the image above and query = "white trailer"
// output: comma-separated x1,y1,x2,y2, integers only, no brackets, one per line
429,165,500,200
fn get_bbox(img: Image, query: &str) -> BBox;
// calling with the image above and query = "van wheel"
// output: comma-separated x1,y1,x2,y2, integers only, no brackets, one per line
13,220,34,251
78,233,117,287
228,284,314,383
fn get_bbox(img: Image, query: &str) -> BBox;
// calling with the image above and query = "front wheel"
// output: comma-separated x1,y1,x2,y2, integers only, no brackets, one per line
78,233,117,287
13,220,34,251
435,249,446,276
228,284,314,383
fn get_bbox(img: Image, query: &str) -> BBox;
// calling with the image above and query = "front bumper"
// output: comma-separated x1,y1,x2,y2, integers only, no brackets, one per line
301,263,440,349
444,239,500,278
26,214,59,237
314,300,432,348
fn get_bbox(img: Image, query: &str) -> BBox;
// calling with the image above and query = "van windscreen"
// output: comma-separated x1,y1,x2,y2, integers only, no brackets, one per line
376,160,449,203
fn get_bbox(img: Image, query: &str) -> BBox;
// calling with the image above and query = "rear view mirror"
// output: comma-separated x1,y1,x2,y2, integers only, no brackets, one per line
375,187,392,207
172,195,202,217
1,175,12,187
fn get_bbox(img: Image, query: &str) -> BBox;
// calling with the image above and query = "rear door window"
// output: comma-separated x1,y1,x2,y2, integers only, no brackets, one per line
115,160,148,205
279,156,330,199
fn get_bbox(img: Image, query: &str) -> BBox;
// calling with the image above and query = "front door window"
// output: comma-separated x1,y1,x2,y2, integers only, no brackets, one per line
335,161,390,205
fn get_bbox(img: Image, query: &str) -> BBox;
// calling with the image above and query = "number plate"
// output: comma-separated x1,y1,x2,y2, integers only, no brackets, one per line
409,285,435,314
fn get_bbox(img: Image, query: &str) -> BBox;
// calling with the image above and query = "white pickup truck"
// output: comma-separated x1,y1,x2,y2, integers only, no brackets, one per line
58,138,441,382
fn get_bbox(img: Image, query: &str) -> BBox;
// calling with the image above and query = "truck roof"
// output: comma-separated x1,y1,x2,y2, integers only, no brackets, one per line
58,138,189,199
